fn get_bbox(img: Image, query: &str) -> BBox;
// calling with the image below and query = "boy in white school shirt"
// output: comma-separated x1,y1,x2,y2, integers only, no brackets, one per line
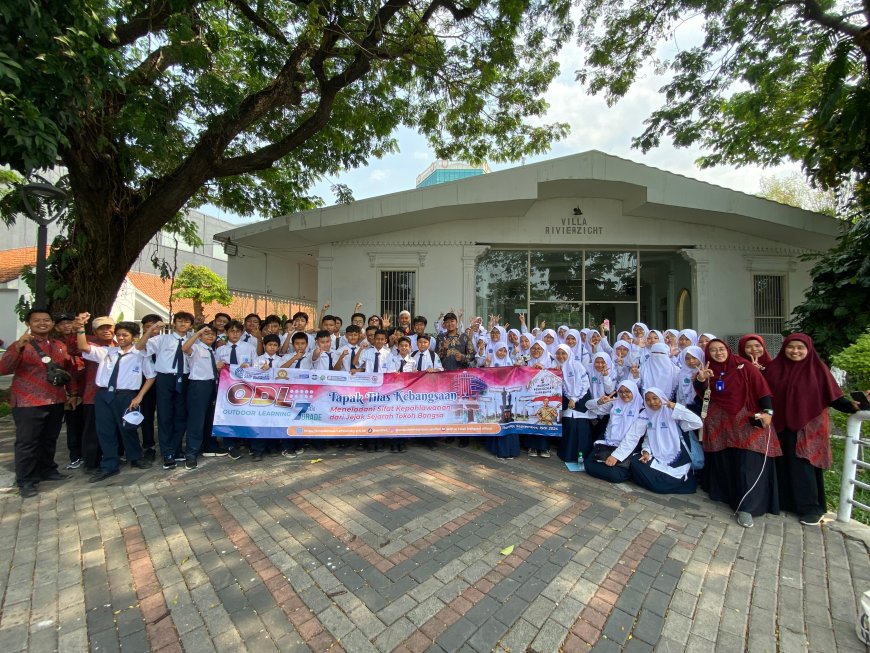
280,311,316,355
391,337,416,373
310,330,335,370
355,329,395,374
410,334,443,372
334,325,364,372
137,311,194,471
182,323,226,467
255,335,284,370
281,332,314,370
213,321,257,460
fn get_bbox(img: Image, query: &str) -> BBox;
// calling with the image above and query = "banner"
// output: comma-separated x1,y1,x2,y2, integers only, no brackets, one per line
212,365,563,439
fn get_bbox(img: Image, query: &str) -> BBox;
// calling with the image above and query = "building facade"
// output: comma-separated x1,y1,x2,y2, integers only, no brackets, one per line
216,151,839,344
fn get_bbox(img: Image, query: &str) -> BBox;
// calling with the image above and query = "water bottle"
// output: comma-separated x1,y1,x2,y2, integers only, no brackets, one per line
577,451,585,472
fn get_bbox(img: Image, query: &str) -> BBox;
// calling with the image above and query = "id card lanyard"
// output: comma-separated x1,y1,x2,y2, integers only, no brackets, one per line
715,371,726,392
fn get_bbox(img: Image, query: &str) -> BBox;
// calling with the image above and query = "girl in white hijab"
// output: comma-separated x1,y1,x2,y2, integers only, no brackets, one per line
507,328,521,359
612,341,633,383
676,345,705,408
541,329,559,356
514,333,533,364
557,325,570,344
555,345,593,464
564,328,586,365
639,342,680,398
587,353,617,400
486,343,514,368
664,329,681,363
527,340,555,369
486,325,507,357
629,387,703,494
677,329,698,350
584,380,645,483
697,332,717,350
587,330,613,357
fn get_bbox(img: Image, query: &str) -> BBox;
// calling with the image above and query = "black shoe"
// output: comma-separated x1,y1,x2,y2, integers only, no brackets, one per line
800,512,824,525
130,459,152,470
390,442,398,453
89,469,120,483
162,458,176,470
426,441,437,450
398,442,407,453
185,458,198,470
143,448,156,462
373,443,383,452
251,452,263,462
19,484,38,498
227,447,243,460
41,471,69,481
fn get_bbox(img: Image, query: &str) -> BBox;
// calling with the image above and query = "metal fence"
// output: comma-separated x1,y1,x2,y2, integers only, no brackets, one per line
837,411,870,523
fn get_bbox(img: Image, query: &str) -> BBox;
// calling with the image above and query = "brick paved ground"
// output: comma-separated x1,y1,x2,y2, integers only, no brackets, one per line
1,417,869,652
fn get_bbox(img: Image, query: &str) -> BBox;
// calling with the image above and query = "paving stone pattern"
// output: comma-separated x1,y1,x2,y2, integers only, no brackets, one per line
1,418,869,652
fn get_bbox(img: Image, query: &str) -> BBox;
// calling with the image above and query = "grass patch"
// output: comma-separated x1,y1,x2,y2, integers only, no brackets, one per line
826,409,870,525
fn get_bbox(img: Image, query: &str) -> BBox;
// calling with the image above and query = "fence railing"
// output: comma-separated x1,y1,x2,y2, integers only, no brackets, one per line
837,411,870,523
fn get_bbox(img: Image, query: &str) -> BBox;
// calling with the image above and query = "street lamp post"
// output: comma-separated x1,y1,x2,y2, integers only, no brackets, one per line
19,175,68,308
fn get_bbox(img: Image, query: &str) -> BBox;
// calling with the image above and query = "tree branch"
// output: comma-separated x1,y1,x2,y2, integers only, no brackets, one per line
99,1,197,47
225,0,290,45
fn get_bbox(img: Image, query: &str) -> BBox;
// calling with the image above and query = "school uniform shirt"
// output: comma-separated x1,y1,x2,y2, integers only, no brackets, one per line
214,341,257,367
311,350,335,371
81,345,147,390
83,336,118,404
186,341,219,381
286,331,316,353
255,353,285,370
359,347,395,373
335,343,364,372
146,333,191,375
282,352,314,370
241,331,258,345
411,349,443,371
391,354,416,372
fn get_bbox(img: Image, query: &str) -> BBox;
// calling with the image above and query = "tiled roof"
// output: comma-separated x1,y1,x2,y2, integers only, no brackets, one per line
0,249,312,321
126,271,312,321
0,247,43,283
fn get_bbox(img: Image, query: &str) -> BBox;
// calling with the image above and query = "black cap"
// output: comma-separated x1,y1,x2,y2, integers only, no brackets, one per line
55,313,75,323
443,312,458,321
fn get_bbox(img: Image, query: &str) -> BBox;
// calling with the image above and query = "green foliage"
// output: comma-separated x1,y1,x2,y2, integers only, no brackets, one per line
0,0,574,313
832,328,870,391
575,0,869,215
171,264,232,319
758,173,838,217
789,218,870,360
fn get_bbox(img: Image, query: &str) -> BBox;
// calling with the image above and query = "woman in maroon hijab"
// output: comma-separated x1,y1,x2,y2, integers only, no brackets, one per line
695,339,779,528
765,333,859,525
738,334,773,373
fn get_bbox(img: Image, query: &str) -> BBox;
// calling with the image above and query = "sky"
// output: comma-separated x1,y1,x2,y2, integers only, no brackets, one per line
208,16,801,226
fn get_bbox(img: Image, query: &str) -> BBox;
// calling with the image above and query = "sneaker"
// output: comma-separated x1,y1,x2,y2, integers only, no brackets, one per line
281,450,298,458
185,458,197,470
174,456,187,463
736,511,754,528
19,484,38,499
143,449,156,462
528,450,539,457
66,458,83,470
294,447,305,456
251,452,263,462
162,458,177,470
227,447,243,460
88,469,120,483
130,459,152,470
202,449,229,457
539,450,551,458
799,513,824,526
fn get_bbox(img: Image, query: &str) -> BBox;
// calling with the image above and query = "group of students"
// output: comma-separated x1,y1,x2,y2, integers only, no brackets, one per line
2,306,865,529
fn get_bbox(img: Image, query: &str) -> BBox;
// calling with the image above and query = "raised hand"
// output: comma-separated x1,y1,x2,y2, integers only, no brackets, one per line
665,399,676,410
519,313,526,324
354,301,363,312
382,312,392,328
16,327,32,350
696,362,713,381
74,312,91,330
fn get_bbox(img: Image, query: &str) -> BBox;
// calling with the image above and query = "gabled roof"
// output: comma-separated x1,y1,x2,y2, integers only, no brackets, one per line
0,247,45,283
216,150,840,251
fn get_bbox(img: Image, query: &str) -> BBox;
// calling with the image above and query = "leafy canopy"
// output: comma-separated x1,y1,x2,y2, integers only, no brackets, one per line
171,264,233,319
575,0,869,213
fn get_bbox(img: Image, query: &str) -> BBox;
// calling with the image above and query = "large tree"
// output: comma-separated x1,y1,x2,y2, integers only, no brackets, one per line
0,0,572,314
574,0,870,352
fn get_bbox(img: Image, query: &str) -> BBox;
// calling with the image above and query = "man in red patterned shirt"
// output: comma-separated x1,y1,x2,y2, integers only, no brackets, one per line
0,309,81,498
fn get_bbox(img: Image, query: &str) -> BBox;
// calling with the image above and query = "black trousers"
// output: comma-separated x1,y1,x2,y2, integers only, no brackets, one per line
13,403,65,486
95,389,143,473
64,403,84,462
186,380,216,458
82,403,101,470
155,373,188,460
139,382,157,450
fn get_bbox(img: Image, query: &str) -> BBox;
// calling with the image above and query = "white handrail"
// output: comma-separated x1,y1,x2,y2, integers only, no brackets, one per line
837,410,870,523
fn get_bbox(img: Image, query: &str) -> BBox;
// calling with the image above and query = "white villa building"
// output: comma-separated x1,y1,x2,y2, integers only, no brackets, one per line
215,151,838,349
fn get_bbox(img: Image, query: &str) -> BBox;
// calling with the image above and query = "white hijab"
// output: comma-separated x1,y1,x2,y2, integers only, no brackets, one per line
640,343,678,398
588,352,616,399
606,380,644,445
490,343,514,367
528,340,554,368
612,341,632,382
642,387,686,469
565,328,586,364
541,329,559,355
676,345,705,405
678,329,698,348
557,344,590,399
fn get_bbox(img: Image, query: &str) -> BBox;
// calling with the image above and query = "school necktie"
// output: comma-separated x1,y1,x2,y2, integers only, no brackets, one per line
327,353,333,369
209,349,218,381
373,353,379,373
400,360,406,372
349,347,356,370
295,358,302,369
173,338,184,391
417,353,423,371
107,352,128,392
230,344,238,365
267,357,273,369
